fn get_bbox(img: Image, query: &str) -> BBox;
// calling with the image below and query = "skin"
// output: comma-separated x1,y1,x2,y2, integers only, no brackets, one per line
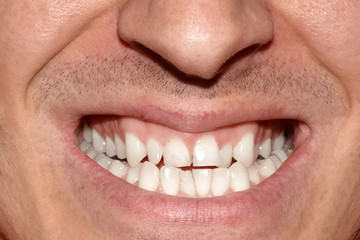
0,0,360,239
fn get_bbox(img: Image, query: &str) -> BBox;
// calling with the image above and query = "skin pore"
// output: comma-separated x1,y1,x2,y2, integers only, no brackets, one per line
0,0,360,239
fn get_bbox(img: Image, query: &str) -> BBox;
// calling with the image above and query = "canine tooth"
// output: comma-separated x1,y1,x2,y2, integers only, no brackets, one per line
233,132,255,168
272,131,285,150
85,147,97,159
92,129,106,152
193,169,212,197
219,144,232,168
108,161,129,178
269,155,283,169
126,163,143,184
247,165,260,185
229,162,250,191
147,138,164,165
211,168,231,196
125,133,147,167
271,149,288,162
160,166,181,196
180,170,196,197
95,156,112,169
115,134,126,159
83,124,93,143
258,138,271,158
163,139,191,167
105,136,116,157
79,141,91,152
256,158,277,178
138,162,160,192
193,135,221,167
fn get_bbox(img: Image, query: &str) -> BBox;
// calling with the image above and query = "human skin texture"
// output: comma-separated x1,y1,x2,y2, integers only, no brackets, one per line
0,0,360,239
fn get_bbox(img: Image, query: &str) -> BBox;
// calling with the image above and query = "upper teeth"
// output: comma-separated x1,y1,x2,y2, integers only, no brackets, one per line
81,123,292,197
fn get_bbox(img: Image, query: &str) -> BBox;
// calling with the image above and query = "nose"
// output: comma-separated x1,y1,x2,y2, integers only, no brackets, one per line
118,0,273,79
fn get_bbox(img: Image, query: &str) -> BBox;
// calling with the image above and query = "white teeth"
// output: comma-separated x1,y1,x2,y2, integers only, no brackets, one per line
85,147,97,159
126,163,143,184
92,129,106,152
229,162,250,191
114,134,126,159
163,139,191,167
105,136,116,157
272,131,285,150
108,161,129,178
146,138,164,165
95,156,112,169
219,144,232,168
247,165,260,185
258,138,271,159
211,168,231,196
233,132,255,168
83,124,93,143
269,155,283,169
271,149,288,162
79,141,91,152
160,166,181,196
193,135,221,167
125,133,147,167
138,162,159,192
256,158,277,178
192,169,212,197
180,170,196,197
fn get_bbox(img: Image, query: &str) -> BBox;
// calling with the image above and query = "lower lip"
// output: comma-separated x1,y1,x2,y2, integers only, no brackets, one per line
64,131,311,226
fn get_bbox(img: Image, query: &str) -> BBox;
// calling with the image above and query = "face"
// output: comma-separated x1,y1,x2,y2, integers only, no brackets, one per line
0,0,360,239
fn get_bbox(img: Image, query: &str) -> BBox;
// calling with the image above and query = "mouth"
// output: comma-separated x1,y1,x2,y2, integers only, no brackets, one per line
79,117,297,198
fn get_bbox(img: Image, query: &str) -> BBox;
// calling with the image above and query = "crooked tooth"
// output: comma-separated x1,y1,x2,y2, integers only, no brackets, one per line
83,124,93,143
269,155,283,169
272,131,285,150
233,132,255,168
114,134,126,159
256,158,277,178
192,169,212,198
95,156,112,169
105,136,116,157
247,165,260,185
160,166,181,196
108,160,129,178
229,162,250,191
258,138,271,159
219,144,232,168
126,133,147,167
193,135,220,167
79,141,91,152
93,129,106,152
126,163,143,184
271,149,288,162
138,162,159,192
163,139,191,167
147,138,164,165
180,170,196,197
211,168,231,196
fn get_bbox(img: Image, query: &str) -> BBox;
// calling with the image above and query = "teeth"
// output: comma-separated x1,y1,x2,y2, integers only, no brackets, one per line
271,149,288,162
83,124,93,143
219,144,232,168
193,135,221,167
272,131,285,150
146,138,164,165
180,170,196,197
160,166,181,196
79,141,91,152
85,146,97,159
108,160,129,178
258,138,271,159
126,163,143,184
193,169,212,197
247,165,260,185
95,156,112,169
163,139,191,167
256,158,277,178
138,162,160,192
92,129,106,152
211,168,231,196
233,132,255,168
114,134,126,159
269,155,283,169
105,136,116,157
229,162,250,191
125,133,147,167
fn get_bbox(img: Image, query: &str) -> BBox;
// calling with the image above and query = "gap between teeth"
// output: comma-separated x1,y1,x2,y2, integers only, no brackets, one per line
80,124,293,198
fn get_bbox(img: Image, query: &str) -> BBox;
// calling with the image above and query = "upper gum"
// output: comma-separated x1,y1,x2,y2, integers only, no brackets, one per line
87,117,283,149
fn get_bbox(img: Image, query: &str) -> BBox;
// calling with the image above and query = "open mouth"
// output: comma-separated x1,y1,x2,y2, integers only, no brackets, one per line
78,116,297,198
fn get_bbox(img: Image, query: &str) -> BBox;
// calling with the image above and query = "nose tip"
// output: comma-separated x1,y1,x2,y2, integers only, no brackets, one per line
118,0,273,79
